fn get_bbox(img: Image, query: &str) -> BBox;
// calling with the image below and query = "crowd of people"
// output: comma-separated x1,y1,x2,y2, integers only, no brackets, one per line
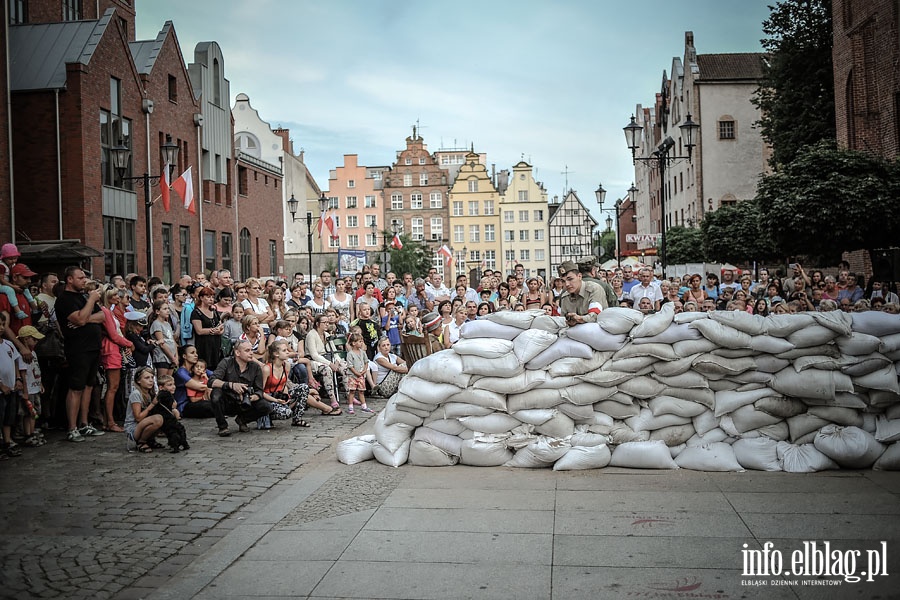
0,241,896,458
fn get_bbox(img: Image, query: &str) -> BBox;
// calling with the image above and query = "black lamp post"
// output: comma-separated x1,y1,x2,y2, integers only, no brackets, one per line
287,192,328,278
623,113,699,277
595,183,636,269
111,134,180,276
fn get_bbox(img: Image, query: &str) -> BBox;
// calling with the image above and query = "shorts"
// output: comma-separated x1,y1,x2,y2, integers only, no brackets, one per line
153,361,176,370
0,392,16,427
66,350,100,391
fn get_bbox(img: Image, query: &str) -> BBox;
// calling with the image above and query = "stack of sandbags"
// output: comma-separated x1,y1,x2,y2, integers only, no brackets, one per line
334,308,900,472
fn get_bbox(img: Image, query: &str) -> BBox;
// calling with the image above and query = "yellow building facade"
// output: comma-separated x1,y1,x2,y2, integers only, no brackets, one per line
499,161,550,279
447,151,500,281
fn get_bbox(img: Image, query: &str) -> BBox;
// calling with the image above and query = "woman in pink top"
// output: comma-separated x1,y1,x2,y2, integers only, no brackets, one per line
100,286,134,432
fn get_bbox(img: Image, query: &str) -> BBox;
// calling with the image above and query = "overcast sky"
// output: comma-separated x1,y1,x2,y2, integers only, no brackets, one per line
136,0,772,222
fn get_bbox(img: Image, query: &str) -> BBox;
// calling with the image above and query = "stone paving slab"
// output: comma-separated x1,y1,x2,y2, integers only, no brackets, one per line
554,509,754,537
343,530,554,565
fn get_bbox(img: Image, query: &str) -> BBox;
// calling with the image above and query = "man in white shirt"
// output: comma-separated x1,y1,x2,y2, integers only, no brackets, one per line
629,267,662,311
429,273,452,302
450,274,479,304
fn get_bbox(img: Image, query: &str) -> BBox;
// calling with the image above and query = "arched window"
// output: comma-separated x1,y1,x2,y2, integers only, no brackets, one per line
239,228,252,279
235,132,260,157
212,58,221,106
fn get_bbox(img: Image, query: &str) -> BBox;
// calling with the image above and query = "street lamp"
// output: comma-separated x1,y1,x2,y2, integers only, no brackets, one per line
111,134,180,276
287,192,328,278
595,182,635,268
623,113,699,277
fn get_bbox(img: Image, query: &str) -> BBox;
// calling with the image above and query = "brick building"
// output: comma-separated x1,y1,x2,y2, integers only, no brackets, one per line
325,154,389,256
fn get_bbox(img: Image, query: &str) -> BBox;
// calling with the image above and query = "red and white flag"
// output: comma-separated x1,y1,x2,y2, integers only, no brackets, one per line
317,210,338,241
172,166,195,215
160,162,171,212
390,233,403,249
438,244,453,264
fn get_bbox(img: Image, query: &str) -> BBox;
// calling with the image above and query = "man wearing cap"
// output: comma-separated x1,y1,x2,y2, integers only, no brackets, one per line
557,261,608,326
420,311,445,353
578,257,617,309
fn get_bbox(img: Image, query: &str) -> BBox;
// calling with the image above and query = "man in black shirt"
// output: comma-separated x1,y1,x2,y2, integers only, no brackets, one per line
207,339,272,437
54,266,106,442
128,275,150,314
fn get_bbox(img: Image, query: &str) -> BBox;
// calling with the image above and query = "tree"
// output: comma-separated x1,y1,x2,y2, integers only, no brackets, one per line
388,234,432,278
756,141,900,263
702,200,779,264
752,0,835,169
595,230,616,261
665,226,705,264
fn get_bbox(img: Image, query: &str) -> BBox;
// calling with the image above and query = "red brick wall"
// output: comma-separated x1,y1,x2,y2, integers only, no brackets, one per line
0,21,11,241
236,159,283,280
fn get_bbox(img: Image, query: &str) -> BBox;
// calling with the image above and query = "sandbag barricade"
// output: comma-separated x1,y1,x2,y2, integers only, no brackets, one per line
336,308,900,472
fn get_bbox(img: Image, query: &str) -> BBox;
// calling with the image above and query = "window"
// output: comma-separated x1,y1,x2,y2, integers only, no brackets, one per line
719,120,735,140
391,218,403,232
347,235,359,248
9,0,26,23
453,201,463,216
403,174,412,187
212,58,221,105
329,236,340,248
221,232,233,273
535,249,545,262
504,230,514,242
365,195,376,208
102,216,136,275
179,226,190,277
518,210,529,222
239,228,251,279
468,201,479,216
505,249,515,261
454,225,464,243
327,196,339,209
484,200,494,215
269,240,277,276
365,215,378,227
63,0,82,21
368,170,382,180
419,157,426,165
333,215,341,230
161,224,172,284
410,193,423,209
391,193,403,210
204,230,216,273
467,178,478,192
345,196,357,208
469,250,481,263
347,215,358,228
430,217,443,240
519,230,529,242
168,75,177,102
430,191,442,208
347,179,355,188
504,211,514,223
469,225,480,243
420,173,428,185
534,229,544,241
518,190,528,202
520,249,530,261
484,224,495,242
534,209,544,222
100,79,133,188
484,250,496,270
411,218,424,240
405,158,412,165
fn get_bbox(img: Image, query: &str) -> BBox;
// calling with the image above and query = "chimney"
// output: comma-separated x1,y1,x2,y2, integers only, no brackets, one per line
273,128,292,154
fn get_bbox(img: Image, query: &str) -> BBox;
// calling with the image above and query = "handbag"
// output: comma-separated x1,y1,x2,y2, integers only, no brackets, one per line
35,321,65,360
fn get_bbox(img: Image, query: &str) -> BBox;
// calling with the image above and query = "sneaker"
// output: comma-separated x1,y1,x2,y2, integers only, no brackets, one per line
347,408,355,415
2,444,22,457
217,427,231,437
23,436,41,447
360,406,374,413
235,416,250,433
79,424,105,437
67,429,85,443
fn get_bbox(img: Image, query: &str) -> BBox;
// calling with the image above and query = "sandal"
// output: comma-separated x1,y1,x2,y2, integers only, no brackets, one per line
147,439,164,450
291,419,311,428
105,424,125,433
137,443,152,453
323,407,342,416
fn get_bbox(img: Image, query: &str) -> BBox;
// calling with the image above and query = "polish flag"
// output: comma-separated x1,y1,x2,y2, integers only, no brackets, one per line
317,210,338,240
172,166,195,215
437,244,453,264
390,233,403,249
160,162,171,212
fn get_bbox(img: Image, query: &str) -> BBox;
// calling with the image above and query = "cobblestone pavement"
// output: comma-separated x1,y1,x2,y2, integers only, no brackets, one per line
0,400,383,600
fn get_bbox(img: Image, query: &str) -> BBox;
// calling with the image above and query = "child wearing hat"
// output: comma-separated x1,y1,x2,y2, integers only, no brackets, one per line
0,244,38,319
16,325,45,447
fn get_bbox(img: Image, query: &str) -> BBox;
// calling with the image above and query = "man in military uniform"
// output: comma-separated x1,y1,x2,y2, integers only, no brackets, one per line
558,261,608,326
578,256,617,308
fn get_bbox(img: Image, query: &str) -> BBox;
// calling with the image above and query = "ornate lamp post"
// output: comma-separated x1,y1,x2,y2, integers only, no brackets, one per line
286,192,328,278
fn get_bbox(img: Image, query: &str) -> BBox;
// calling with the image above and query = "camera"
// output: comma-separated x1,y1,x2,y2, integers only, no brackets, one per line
240,385,256,408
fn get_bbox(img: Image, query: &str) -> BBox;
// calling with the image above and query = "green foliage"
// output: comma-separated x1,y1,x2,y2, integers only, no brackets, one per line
598,230,616,260
702,200,778,264
665,226,705,264
752,0,835,169
388,235,432,277
756,141,900,262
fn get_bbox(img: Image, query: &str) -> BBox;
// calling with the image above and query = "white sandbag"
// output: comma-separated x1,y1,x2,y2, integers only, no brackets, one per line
507,388,564,412
534,411,576,439
460,352,524,378
603,356,659,373
786,413,831,443
692,410,718,436
632,322,703,345
650,354,700,378
390,392,439,416
578,369,633,386
413,426,463,456
672,338,718,357
729,404,784,433
715,387,777,417
887,404,900,419
407,351,472,387
733,437,782,471
397,377,460,406
777,344,842,360
862,412,879,433
754,396,807,418
786,324,839,348
879,333,900,354
452,337,515,359
596,307,644,334
793,355,841,372
556,402,597,422
526,338,593,370
766,313,814,337
580,412,616,429
675,442,744,472
649,395,708,418
565,322,628,352
814,425,886,468
537,375,580,390
712,347,760,359
422,417,466,436
562,382,619,406
718,415,740,438
484,309,540,329
612,343,678,362
512,408,557,426
511,328,558,363
439,402,494,419
460,319,522,340
373,439,411,467
445,387,507,411
754,355,791,373
875,417,900,443
607,423,650,444
548,352,610,377
731,371,775,386
531,314,567,333
854,364,900,394
631,302,675,338
692,354,757,377
868,389,900,407
736,382,769,392
669,443,687,458
594,400,640,419
840,353,892,377
570,431,610,446
776,442,838,473
836,332,883,356
749,335,795,354
610,440,679,469
690,319,752,349
651,370,709,389
459,438,513,466
618,376,666,399
474,369,546,394
709,310,767,335
873,442,900,470
802,392,868,409
458,413,522,434
626,407,691,432
553,444,612,470
374,409,415,453
336,434,378,465
650,423,696,446
382,399,426,427
809,310,853,336
707,379,741,392
674,311,710,324
408,440,460,466
807,406,864,427
661,386,715,410
771,368,851,401
504,437,571,468
686,428,729,445
850,311,900,337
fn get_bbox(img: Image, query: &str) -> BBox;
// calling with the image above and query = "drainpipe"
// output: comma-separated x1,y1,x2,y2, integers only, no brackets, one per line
55,90,62,239
145,110,153,273
5,7,14,242
194,113,204,270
